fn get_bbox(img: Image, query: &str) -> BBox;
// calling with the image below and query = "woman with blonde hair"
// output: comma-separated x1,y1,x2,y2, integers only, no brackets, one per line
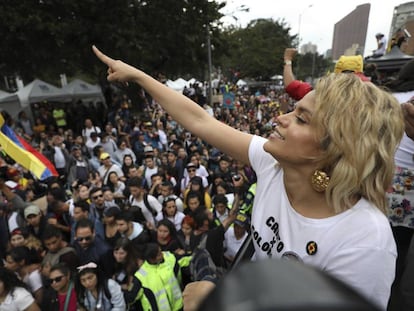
93,46,404,310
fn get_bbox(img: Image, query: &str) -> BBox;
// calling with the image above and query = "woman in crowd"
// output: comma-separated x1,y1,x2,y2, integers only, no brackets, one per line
4,246,44,305
176,215,196,256
42,263,77,311
155,196,185,231
111,237,157,310
8,228,43,264
183,176,211,210
93,46,404,310
0,267,40,311
75,262,125,311
102,206,122,248
105,172,126,201
70,182,92,204
155,219,182,254
114,139,136,166
121,154,135,177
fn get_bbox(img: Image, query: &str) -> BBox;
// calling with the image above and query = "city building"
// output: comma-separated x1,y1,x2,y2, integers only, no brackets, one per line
331,4,370,60
389,1,414,55
300,42,317,54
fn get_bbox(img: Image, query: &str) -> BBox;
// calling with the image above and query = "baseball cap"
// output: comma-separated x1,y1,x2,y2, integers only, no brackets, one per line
100,152,110,160
234,213,249,227
24,205,41,219
144,146,154,153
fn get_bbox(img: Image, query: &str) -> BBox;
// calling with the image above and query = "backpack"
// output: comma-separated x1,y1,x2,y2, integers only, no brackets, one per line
189,234,226,282
128,194,158,224
102,279,114,308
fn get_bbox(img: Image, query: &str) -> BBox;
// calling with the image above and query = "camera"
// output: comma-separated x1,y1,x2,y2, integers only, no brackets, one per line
233,174,241,181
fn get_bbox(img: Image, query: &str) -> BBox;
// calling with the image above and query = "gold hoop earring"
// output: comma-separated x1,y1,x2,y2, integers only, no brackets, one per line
311,170,330,192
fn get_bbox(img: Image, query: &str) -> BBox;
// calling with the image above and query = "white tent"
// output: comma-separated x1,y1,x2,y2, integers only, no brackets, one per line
236,79,247,86
0,90,22,118
61,79,105,102
165,78,190,92
16,79,72,108
165,80,183,92
270,74,283,80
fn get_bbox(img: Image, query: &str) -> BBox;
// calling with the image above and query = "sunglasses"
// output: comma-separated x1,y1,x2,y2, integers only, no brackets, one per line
92,194,103,200
188,169,196,172
75,236,92,242
49,275,65,284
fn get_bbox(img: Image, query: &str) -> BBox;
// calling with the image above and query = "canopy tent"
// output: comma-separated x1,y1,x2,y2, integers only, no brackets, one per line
61,79,105,103
0,90,22,118
165,77,191,92
16,79,72,108
236,79,247,86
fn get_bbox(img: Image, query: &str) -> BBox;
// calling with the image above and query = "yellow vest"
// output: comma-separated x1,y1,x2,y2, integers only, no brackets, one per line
135,252,183,311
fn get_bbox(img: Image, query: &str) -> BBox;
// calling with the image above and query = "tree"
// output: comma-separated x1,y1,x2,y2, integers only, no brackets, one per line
295,52,332,82
217,18,295,81
0,0,225,86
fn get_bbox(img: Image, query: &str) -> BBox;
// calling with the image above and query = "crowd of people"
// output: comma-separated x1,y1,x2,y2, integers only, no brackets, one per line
0,48,294,310
0,43,413,311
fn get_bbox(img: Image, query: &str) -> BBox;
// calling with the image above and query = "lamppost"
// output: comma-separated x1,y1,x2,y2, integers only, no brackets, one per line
206,4,249,105
207,24,213,105
296,4,313,76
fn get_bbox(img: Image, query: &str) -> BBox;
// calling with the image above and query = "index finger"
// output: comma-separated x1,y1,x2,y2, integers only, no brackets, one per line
92,45,114,65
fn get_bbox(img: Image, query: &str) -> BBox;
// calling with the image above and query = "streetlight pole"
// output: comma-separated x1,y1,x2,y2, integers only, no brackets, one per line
296,4,313,76
207,24,213,105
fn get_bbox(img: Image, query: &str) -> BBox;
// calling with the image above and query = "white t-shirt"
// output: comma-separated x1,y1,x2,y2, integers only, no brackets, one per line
130,194,163,226
82,126,102,141
248,135,396,310
224,226,248,259
0,287,35,311
155,211,186,231
23,269,43,293
98,164,124,185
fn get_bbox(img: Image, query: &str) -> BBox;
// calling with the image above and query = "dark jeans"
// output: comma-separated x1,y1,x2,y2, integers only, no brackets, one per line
387,226,414,311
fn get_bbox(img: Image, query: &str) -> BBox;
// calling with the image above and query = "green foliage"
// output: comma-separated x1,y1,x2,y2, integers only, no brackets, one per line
217,18,295,81
0,1,331,89
0,0,224,84
294,52,333,82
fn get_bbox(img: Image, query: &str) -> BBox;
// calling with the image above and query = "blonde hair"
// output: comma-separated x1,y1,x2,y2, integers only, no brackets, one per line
312,74,404,213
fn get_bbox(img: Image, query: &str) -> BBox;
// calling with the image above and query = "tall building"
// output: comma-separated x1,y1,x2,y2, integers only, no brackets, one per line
389,2,414,55
300,42,317,54
331,4,370,60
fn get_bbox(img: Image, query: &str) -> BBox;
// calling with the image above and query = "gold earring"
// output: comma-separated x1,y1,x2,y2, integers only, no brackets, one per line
311,170,330,192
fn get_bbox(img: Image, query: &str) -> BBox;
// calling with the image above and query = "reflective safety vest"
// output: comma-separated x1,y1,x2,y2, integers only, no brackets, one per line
135,251,183,311
240,183,256,215
53,108,66,126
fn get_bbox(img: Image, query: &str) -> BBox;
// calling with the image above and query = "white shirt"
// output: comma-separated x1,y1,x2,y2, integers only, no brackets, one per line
23,269,43,294
248,135,396,310
53,146,66,169
155,211,186,231
82,126,102,141
130,194,162,226
224,226,248,259
0,287,35,311
98,163,124,185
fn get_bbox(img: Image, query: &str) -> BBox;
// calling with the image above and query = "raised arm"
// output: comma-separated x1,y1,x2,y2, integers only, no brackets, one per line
283,48,297,87
92,46,252,165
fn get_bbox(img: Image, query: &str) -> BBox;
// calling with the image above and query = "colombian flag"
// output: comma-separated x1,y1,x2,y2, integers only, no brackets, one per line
0,114,58,180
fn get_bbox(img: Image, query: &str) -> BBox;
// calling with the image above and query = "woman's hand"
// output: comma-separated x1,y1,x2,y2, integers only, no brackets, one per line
92,45,139,83
183,281,216,311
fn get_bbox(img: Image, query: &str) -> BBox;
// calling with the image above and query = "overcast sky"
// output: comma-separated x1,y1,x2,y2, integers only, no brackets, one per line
221,0,406,56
